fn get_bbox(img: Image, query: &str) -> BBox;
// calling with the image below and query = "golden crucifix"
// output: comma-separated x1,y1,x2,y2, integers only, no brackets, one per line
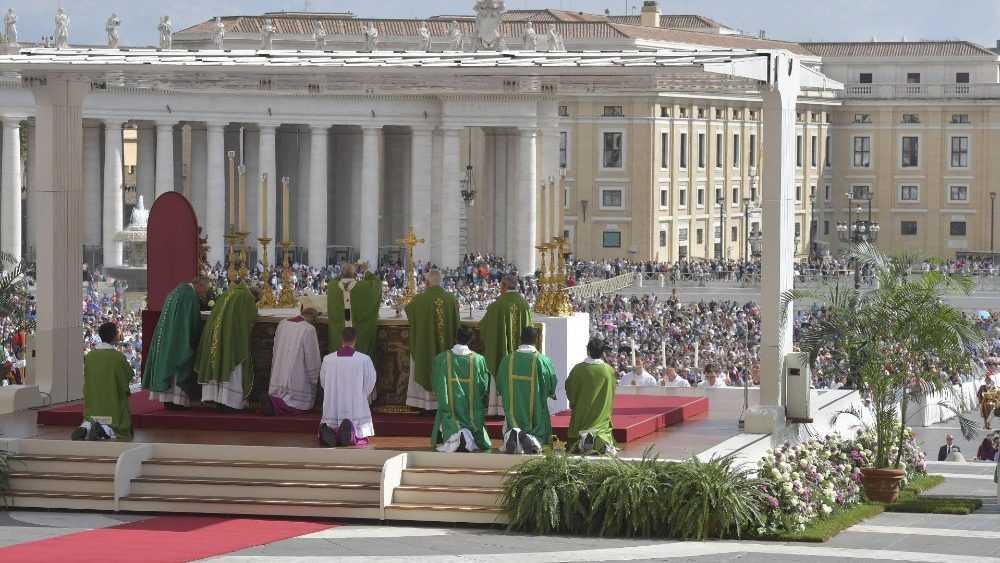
395,226,425,310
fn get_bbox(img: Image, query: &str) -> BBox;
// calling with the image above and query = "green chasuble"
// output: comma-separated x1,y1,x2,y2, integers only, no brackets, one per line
430,350,491,451
194,283,258,398
142,283,202,394
480,291,533,377
83,347,134,440
565,360,617,452
327,272,383,358
405,286,460,391
496,349,557,443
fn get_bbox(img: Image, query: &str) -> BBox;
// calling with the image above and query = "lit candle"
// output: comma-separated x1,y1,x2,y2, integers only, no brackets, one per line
227,151,236,228
238,164,247,232
259,173,268,238
630,338,637,366
281,176,290,243
661,340,667,368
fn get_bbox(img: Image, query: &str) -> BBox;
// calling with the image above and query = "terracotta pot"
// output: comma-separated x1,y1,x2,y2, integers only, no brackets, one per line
861,467,906,503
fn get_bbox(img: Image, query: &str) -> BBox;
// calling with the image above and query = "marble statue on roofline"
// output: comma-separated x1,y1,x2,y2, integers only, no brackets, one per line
54,8,69,49
4,9,17,48
158,16,172,49
522,21,537,51
212,17,225,49
417,22,432,51
447,21,463,51
474,0,506,51
547,25,566,53
364,22,379,52
313,21,328,50
260,18,275,50
106,13,121,49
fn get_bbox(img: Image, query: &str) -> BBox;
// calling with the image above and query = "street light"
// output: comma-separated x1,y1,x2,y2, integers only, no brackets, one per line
836,190,879,289
991,191,997,253
715,198,726,260
742,197,752,262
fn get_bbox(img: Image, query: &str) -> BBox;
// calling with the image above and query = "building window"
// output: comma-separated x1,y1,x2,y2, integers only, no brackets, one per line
697,133,706,168
731,225,738,242
559,132,568,169
796,135,803,167
824,184,831,201
714,187,722,204
602,231,622,247
602,105,624,117
601,189,623,208
901,113,920,124
697,187,705,207
731,187,739,205
558,105,569,117
823,220,830,235
901,221,918,236
659,230,667,247
678,246,688,259
697,107,705,119
795,185,802,202
950,136,969,167
679,107,688,118
852,185,872,200
678,227,688,242
901,136,919,167
951,113,970,124
824,135,831,166
810,135,817,167
859,72,873,83
602,132,623,168
732,134,740,166
715,133,723,168
660,132,669,169
660,105,671,118
794,222,802,239
749,134,757,166
696,228,704,245
714,225,722,240
678,188,687,207
680,133,688,168
949,185,969,202
900,185,919,202
956,72,970,84
853,136,872,167
854,113,872,124
660,188,668,208
906,72,921,84
950,221,967,236
715,108,723,120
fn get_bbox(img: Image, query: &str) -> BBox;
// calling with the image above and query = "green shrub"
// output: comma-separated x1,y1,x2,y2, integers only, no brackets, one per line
500,451,594,534
666,455,770,540
589,454,670,537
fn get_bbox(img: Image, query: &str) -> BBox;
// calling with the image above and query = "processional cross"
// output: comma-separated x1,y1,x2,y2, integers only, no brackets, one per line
395,226,425,312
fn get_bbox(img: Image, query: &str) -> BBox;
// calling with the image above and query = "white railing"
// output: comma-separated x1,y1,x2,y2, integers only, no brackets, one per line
842,82,1000,100
565,272,638,300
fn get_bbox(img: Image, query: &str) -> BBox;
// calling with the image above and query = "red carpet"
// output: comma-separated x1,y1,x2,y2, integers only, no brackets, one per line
38,393,707,444
0,515,333,563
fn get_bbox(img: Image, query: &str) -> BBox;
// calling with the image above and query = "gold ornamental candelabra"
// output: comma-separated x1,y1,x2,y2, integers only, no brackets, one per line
278,241,298,307
257,237,278,308
534,237,573,317
533,242,553,315
225,230,251,285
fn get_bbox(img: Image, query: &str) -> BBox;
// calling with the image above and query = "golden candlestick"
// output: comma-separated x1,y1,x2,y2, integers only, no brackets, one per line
533,242,552,315
237,231,250,282
395,227,425,312
257,236,278,308
548,236,574,317
225,231,241,285
278,241,298,307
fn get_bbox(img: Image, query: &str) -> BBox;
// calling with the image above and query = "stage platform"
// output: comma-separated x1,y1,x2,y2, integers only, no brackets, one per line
37,393,708,444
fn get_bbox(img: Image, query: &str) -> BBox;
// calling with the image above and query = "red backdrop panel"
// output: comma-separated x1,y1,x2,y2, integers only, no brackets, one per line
141,192,200,375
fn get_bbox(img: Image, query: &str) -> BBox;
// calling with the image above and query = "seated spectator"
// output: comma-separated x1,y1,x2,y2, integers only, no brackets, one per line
660,367,691,388
699,364,728,388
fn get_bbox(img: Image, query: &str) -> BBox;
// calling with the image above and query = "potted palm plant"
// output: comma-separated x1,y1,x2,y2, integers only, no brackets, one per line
786,243,983,502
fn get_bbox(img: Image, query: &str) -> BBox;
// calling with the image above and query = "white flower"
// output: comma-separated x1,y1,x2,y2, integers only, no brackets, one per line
821,504,833,515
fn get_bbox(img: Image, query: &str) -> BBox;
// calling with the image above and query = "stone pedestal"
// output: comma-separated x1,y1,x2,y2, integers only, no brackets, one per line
535,313,590,414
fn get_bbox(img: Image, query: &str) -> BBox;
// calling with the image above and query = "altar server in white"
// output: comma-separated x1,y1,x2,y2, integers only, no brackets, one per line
319,327,377,447
619,363,658,387
263,306,322,416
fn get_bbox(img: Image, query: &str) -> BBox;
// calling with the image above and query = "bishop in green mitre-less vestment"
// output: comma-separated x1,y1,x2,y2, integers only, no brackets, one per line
496,327,557,451
405,270,460,410
565,353,618,455
430,328,491,452
327,263,383,358
83,341,134,440
142,279,209,406
194,283,258,410
480,275,533,415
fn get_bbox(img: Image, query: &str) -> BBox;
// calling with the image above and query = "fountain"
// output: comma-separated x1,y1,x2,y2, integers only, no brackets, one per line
107,195,150,290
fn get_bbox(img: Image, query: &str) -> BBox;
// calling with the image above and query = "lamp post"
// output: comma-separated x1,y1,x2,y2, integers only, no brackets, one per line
836,190,879,290
809,193,817,260
991,191,997,253
716,197,726,260
742,197,752,262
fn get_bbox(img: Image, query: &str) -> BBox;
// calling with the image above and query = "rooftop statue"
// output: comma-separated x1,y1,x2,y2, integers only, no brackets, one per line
364,22,379,52
474,0,506,51
106,13,121,49
522,21,537,51
313,21,328,50
260,18,275,50
447,21,463,51
4,9,17,48
54,8,69,49
547,25,566,53
212,16,225,49
158,16,172,49
417,22,432,51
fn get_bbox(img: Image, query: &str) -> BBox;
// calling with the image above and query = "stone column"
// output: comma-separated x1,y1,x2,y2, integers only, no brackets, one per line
439,127,462,269
410,126,433,264
359,125,382,266
258,123,278,258
308,124,329,267
516,128,538,273
1,117,22,261
82,123,101,247
205,122,226,266
155,120,177,196
296,127,311,248
33,77,88,403
136,123,156,203
102,120,124,267
746,53,801,434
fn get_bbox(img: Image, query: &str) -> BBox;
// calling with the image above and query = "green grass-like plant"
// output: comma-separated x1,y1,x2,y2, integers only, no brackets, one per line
0,449,10,507
500,450,595,535
666,455,769,540
588,452,670,537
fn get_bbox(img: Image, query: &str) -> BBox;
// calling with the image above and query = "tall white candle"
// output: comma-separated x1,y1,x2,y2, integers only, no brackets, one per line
630,338,637,366
259,173,268,238
238,164,247,232
281,176,290,242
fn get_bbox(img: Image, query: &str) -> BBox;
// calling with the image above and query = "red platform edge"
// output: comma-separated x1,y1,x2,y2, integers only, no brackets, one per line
37,394,708,444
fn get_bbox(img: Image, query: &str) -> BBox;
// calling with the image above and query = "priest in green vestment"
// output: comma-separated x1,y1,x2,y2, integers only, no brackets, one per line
142,277,210,407
565,338,618,455
496,326,557,454
480,274,533,415
430,325,491,452
405,269,460,410
327,262,383,358
77,322,134,440
194,282,258,410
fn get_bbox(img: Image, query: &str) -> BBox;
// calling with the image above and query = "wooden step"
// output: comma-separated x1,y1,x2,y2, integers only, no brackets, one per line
130,476,381,503
123,494,379,509
9,472,115,495
9,454,118,464
401,468,508,488
8,454,118,475
8,490,116,511
385,503,506,525
119,493,382,520
393,484,502,507
141,459,382,483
